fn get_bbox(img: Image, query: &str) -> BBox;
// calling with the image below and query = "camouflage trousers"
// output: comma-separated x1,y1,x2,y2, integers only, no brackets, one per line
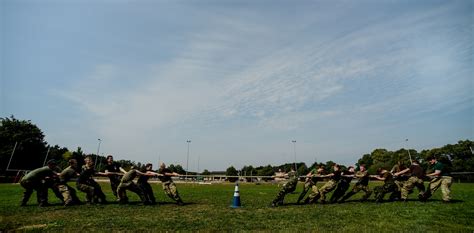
401,177,425,200
58,184,81,205
20,180,47,206
318,180,338,202
118,181,146,203
76,181,106,204
297,181,314,203
374,182,399,202
305,184,321,204
272,181,297,205
426,176,453,202
162,181,183,203
341,183,372,202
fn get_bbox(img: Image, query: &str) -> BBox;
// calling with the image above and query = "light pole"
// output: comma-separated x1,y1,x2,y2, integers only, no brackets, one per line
292,140,297,171
95,139,102,170
405,139,413,164
186,140,191,179
197,155,200,175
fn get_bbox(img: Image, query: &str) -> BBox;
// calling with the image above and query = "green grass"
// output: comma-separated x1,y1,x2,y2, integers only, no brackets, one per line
1,181,473,232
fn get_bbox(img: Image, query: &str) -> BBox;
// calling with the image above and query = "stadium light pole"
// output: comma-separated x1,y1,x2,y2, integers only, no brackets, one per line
405,139,413,164
197,155,200,175
95,139,102,170
186,140,191,179
292,140,297,171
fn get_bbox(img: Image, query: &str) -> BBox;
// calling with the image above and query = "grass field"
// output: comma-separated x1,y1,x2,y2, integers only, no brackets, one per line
1,181,473,232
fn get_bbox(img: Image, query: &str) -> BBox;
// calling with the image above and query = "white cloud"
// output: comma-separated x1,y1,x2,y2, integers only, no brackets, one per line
51,2,472,169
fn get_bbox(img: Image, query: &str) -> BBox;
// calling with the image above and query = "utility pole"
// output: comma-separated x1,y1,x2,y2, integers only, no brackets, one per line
405,139,413,164
186,140,191,179
95,139,102,170
292,140,297,171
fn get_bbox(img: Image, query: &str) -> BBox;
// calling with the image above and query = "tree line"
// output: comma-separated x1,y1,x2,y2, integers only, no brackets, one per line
0,116,186,177
1,116,473,180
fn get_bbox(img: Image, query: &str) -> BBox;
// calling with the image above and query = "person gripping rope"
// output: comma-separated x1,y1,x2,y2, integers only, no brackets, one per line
330,166,354,203
271,168,298,207
422,156,453,202
138,163,158,205
339,164,372,203
117,165,159,205
372,168,400,203
158,162,184,205
76,156,108,204
394,160,426,201
58,159,82,206
297,166,324,204
20,160,59,207
104,155,123,200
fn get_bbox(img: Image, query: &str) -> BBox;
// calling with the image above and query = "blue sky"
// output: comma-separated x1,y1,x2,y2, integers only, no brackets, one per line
1,0,472,171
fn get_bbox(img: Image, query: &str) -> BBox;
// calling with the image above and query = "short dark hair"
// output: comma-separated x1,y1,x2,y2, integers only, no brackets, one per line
47,159,57,165
69,159,77,165
106,155,113,160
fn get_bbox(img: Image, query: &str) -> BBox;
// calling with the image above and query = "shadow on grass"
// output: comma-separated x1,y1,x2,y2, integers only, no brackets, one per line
156,201,196,206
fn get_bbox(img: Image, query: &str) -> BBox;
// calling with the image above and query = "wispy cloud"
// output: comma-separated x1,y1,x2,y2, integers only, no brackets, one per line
48,1,472,169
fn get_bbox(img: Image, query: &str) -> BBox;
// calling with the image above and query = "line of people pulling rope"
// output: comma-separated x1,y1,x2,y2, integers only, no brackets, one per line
271,156,452,207
19,155,452,208
19,155,184,207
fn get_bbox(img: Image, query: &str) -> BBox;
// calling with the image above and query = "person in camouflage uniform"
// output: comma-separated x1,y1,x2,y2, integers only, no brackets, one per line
394,160,425,201
330,166,354,203
316,164,342,204
117,166,158,205
138,163,157,205
422,156,453,202
76,156,107,204
297,166,324,204
20,160,59,207
58,159,82,206
372,168,400,203
158,162,184,205
339,164,372,203
271,168,298,207
44,174,65,205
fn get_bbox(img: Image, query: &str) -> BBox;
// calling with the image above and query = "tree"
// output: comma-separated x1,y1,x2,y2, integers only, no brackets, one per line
174,164,186,174
226,166,239,182
296,163,308,176
357,154,373,168
368,149,393,174
70,147,85,168
202,169,211,176
325,161,336,173
47,145,69,168
256,165,274,181
241,165,257,176
0,116,48,173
